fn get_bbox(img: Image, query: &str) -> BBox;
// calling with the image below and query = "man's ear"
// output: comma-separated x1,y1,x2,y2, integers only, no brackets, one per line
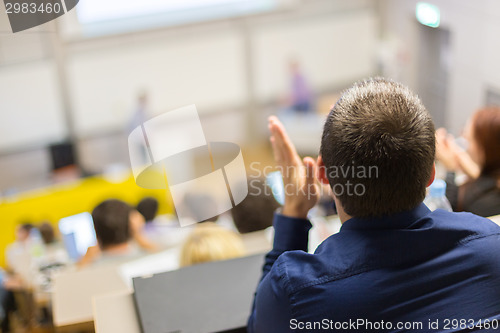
427,163,436,187
317,156,330,185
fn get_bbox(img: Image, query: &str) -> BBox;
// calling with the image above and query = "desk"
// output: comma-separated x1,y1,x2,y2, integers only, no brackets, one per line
93,291,140,333
52,265,131,331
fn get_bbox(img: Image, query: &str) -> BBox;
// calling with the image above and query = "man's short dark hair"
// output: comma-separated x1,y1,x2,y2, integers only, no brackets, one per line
137,197,158,222
320,78,435,217
92,199,131,249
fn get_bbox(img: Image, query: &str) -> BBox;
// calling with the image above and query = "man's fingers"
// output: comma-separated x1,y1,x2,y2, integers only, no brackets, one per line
269,118,290,161
303,157,317,185
269,118,284,164
268,116,299,164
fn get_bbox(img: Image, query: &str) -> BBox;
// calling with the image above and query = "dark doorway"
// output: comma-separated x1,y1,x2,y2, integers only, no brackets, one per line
416,24,451,129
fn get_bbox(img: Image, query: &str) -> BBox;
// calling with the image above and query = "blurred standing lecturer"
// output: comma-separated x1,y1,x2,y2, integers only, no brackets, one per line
248,78,500,332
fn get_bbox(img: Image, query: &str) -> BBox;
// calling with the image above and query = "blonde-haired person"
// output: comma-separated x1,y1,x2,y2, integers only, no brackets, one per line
180,222,245,267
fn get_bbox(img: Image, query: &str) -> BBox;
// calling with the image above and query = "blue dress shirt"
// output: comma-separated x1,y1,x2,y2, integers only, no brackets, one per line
248,204,500,332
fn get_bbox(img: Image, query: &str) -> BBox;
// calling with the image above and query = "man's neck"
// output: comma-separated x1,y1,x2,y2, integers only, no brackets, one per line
101,242,130,255
334,197,352,223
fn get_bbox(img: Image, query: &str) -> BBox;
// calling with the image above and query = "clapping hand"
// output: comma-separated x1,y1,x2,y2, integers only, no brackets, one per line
268,116,320,219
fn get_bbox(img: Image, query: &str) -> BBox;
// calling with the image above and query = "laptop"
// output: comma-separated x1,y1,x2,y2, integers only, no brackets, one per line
132,253,265,333
58,212,97,261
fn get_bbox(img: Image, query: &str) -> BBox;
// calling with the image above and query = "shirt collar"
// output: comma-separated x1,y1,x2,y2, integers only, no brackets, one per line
340,203,431,231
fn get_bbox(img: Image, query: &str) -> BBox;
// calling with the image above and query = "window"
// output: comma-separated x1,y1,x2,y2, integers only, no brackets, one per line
76,0,285,36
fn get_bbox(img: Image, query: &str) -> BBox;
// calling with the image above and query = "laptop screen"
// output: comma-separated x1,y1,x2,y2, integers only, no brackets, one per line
58,212,97,261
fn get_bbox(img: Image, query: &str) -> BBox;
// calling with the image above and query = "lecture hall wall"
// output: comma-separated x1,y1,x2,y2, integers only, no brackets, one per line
380,0,500,135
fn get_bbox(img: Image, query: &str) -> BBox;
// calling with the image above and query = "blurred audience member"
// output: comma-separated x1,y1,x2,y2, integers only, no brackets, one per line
93,199,134,256
180,223,245,267
128,92,150,168
436,106,500,217
39,222,68,262
136,197,187,248
137,197,159,223
231,179,279,234
5,224,34,274
128,92,149,133
130,206,159,252
80,199,157,267
36,223,69,291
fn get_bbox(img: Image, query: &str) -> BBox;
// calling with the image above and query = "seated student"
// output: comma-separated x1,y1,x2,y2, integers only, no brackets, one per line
248,78,500,332
137,197,193,248
436,106,500,217
39,222,69,264
80,199,157,267
36,223,70,291
137,197,159,224
230,178,280,234
136,197,162,244
5,224,35,276
180,222,245,267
